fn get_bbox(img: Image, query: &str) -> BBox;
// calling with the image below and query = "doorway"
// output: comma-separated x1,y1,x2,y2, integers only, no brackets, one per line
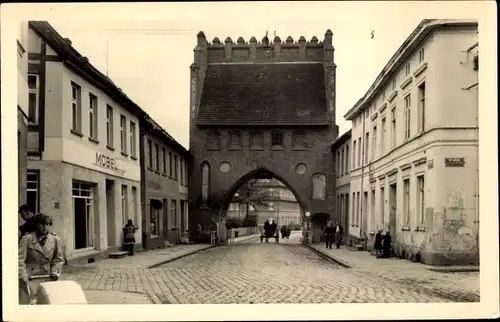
73,181,95,251
106,179,116,247
389,183,397,234
180,200,185,233
162,198,168,241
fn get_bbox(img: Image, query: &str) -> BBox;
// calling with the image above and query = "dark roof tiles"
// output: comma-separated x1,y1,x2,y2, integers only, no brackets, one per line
196,63,329,125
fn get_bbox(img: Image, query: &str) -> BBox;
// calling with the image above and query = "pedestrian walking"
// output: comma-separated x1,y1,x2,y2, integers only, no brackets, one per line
374,229,383,257
324,222,334,249
18,213,64,304
123,219,138,256
333,221,344,249
382,230,392,258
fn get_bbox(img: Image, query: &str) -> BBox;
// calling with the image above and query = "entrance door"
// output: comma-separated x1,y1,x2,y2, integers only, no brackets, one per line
106,179,116,247
162,198,168,242
180,201,185,233
389,183,397,234
72,181,95,251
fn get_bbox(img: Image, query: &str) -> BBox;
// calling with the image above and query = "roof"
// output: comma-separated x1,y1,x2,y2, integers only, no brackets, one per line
29,21,189,157
330,129,352,150
142,117,190,157
344,19,478,120
196,63,329,126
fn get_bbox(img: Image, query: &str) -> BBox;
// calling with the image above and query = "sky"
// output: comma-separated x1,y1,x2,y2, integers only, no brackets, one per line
37,2,479,149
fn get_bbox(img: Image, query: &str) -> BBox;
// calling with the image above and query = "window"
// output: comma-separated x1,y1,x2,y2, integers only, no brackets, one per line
129,121,137,157
356,192,360,225
340,148,344,175
120,115,127,153
271,131,283,147
147,139,153,169
180,159,184,184
391,78,396,91
162,148,167,174
26,171,39,214
352,140,357,169
417,176,425,226
206,131,221,150
28,74,39,123
106,105,114,147
155,143,159,171
403,178,410,226
89,94,98,140
174,155,178,180
372,126,377,161
405,63,411,76
381,117,386,154
71,83,82,132
404,95,411,139
132,186,138,228
229,132,242,148
169,152,173,176
171,199,177,228
364,132,369,164
72,182,94,250
379,186,385,229
351,192,355,225
293,131,306,148
391,107,397,148
337,151,341,176
418,82,426,133
121,185,128,225
381,91,386,101
150,201,160,237
370,189,376,231
418,48,425,63
345,145,350,174
250,131,263,148
358,138,362,167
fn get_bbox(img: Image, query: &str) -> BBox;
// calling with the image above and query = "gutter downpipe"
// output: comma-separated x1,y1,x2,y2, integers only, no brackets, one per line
360,108,366,246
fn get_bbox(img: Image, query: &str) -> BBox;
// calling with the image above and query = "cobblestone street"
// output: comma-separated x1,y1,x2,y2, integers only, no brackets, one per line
60,233,479,304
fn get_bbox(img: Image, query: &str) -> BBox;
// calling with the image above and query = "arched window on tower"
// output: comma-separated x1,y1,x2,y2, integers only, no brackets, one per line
312,173,327,200
201,162,210,203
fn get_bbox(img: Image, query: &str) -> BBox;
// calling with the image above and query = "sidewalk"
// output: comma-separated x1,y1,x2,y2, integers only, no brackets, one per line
307,243,480,302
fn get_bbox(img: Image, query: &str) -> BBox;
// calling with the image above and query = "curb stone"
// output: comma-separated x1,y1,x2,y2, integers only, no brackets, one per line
304,244,353,268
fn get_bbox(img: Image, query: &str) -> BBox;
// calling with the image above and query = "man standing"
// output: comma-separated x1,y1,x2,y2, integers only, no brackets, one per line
324,222,334,249
333,221,344,249
18,204,37,243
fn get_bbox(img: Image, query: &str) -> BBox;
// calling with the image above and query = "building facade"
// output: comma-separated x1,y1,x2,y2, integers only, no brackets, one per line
17,22,29,215
26,21,148,263
251,179,302,228
343,19,479,265
331,129,351,235
140,117,190,249
188,31,339,243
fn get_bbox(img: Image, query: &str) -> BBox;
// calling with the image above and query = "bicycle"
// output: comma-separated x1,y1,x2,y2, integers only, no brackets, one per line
19,274,53,305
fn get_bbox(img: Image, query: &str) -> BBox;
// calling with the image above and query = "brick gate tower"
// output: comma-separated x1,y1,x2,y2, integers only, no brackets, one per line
188,30,339,239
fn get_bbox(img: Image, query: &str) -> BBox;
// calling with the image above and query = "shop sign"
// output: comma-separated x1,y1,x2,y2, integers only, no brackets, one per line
94,152,125,175
444,157,465,167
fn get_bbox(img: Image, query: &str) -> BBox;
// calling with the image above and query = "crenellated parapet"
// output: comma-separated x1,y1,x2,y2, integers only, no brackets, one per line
192,30,335,64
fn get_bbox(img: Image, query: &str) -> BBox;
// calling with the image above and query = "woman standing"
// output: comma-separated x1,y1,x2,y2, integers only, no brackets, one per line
123,219,138,256
18,214,64,304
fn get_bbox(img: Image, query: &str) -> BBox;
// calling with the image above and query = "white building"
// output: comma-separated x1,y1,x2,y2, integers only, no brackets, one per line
17,22,29,210
343,19,479,266
26,21,147,263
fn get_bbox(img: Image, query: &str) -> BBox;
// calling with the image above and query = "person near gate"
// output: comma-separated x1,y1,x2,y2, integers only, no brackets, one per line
123,219,139,256
18,213,64,304
323,222,334,249
333,221,344,249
